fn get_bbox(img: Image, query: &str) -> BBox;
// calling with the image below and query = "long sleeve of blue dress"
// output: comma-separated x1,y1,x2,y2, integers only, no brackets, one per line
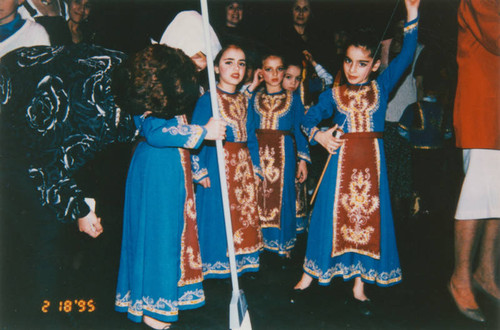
135,115,207,149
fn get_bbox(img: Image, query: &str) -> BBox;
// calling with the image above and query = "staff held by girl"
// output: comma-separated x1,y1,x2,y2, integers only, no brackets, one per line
191,44,264,278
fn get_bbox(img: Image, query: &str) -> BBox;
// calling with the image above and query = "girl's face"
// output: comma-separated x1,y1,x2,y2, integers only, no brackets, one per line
343,45,380,85
215,47,246,92
262,56,285,92
282,65,302,92
226,2,243,27
190,52,207,71
68,0,91,24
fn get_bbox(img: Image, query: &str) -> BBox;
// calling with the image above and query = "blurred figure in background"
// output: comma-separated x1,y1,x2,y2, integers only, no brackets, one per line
1,0,50,58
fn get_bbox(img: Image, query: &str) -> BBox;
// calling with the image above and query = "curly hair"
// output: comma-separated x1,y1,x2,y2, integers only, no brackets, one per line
112,44,199,120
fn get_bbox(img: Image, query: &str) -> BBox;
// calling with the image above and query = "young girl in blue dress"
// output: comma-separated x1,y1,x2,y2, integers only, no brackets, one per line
251,53,310,257
114,45,226,329
294,0,420,315
282,61,309,234
191,44,264,278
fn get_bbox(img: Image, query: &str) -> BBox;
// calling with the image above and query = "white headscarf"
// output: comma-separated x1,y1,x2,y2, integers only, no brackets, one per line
158,10,221,59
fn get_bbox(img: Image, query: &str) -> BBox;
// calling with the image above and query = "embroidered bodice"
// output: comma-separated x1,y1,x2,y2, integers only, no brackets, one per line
332,81,380,133
302,17,419,142
254,89,293,130
217,89,248,142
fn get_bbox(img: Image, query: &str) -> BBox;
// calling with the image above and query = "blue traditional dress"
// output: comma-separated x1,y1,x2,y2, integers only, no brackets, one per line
301,17,419,286
115,115,207,323
250,88,311,256
191,88,263,278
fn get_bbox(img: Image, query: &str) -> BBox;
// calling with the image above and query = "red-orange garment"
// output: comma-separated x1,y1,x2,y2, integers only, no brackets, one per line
178,149,203,286
453,0,500,149
256,129,288,228
332,132,382,259
224,142,263,254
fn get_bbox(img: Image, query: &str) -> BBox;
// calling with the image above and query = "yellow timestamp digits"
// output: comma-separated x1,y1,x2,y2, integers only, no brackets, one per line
41,299,95,313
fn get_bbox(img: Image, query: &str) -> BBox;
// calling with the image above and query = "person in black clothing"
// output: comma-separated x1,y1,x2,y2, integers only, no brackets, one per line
0,44,136,325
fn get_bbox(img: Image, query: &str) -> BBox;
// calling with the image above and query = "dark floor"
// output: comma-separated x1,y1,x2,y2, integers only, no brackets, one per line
1,145,498,330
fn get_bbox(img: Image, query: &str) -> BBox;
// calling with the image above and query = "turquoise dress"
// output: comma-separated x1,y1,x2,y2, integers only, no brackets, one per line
115,115,207,323
191,89,263,278
301,18,418,286
250,88,311,256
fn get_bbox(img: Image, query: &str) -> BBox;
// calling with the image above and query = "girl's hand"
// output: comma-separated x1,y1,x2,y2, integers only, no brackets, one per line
302,50,317,66
314,124,344,154
296,160,308,183
248,68,264,92
204,118,227,140
78,211,103,238
405,0,420,22
199,177,211,188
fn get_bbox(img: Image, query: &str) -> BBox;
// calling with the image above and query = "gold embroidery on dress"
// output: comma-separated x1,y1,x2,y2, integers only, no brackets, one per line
225,146,262,254
186,246,202,269
258,138,284,225
333,81,380,133
255,89,292,129
339,168,379,245
218,91,247,142
178,150,203,287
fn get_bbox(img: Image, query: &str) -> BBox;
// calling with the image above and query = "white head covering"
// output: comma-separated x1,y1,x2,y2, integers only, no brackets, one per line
158,10,221,59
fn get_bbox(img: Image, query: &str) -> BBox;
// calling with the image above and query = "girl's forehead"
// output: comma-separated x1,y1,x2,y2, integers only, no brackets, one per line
286,66,301,75
221,47,245,59
263,56,283,66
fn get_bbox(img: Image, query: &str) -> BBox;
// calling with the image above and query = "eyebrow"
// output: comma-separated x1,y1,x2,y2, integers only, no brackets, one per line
222,57,246,62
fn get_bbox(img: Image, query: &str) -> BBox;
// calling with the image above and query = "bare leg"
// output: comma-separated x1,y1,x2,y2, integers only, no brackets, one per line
449,219,481,309
294,273,313,290
143,315,171,329
473,219,500,299
353,277,369,301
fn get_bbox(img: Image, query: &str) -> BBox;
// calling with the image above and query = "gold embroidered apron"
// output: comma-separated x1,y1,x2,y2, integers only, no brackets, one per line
332,132,383,259
224,141,263,254
178,149,203,286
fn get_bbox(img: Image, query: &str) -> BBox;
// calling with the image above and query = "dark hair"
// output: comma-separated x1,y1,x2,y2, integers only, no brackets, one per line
260,53,285,67
345,27,381,62
112,45,199,120
225,1,243,9
214,44,246,67
284,58,303,71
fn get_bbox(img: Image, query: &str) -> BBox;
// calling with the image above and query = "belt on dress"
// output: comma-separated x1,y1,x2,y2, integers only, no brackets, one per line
341,132,383,139
256,129,292,136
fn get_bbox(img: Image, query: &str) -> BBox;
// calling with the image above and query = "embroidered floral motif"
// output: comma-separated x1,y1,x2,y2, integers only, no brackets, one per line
202,256,259,276
263,236,297,255
404,21,418,33
26,75,69,135
224,143,262,254
333,81,380,133
340,168,379,245
178,150,203,287
258,133,285,227
303,258,402,286
261,145,280,183
254,89,292,129
218,90,247,142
